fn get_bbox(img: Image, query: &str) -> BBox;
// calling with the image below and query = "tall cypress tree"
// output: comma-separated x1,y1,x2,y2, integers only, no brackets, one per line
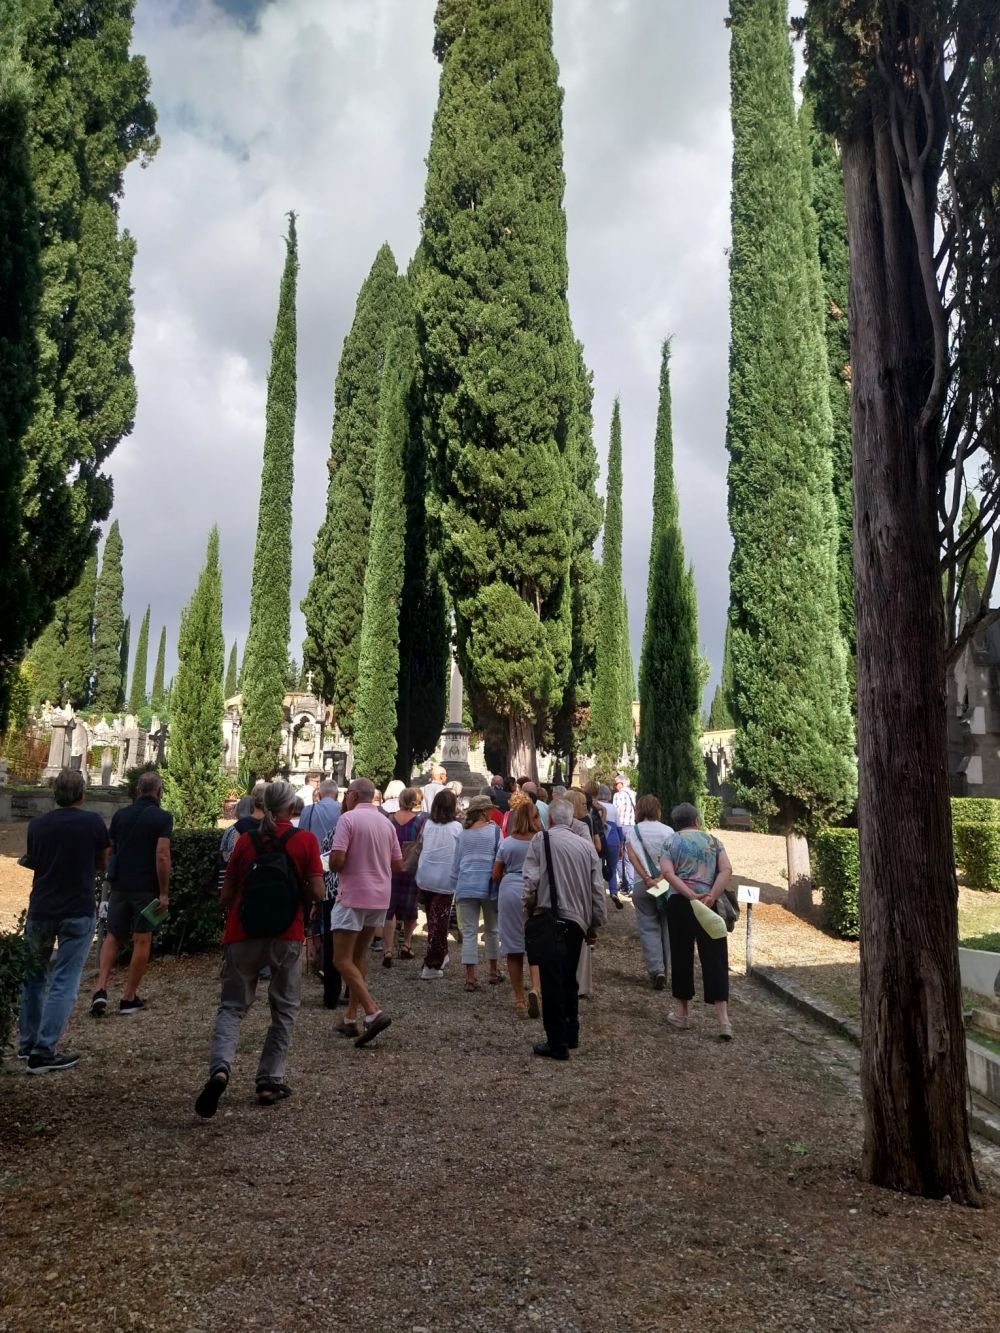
92,520,125,713
418,0,577,778
241,217,298,781
25,610,66,707
302,243,405,731
621,593,635,745
150,626,166,713
62,553,97,708
707,622,736,729
117,615,130,712
128,604,150,713
224,640,238,699
589,399,631,772
726,0,855,907
638,343,702,806
164,528,224,827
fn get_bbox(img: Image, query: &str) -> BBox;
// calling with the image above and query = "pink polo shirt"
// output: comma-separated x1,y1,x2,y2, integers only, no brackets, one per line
331,802,399,909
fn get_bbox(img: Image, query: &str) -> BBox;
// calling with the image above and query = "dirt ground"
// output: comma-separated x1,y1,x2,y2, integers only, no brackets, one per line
3,826,1000,1333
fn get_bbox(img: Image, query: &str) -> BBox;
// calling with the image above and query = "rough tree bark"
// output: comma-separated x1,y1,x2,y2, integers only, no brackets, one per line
784,809,813,915
843,122,980,1204
506,717,537,784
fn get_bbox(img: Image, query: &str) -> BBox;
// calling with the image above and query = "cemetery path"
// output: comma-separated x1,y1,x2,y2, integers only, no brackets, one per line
2,892,1000,1333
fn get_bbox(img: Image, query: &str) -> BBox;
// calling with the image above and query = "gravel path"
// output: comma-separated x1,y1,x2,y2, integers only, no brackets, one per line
3,887,1000,1332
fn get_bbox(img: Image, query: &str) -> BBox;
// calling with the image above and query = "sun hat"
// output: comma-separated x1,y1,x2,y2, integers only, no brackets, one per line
466,793,494,815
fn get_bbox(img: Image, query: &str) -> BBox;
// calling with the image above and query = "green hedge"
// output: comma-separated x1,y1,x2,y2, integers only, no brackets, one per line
953,821,1000,892
951,797,1000,825
154,828,224,955
815,828,861,939
701,795,722,829
0,914,35,1050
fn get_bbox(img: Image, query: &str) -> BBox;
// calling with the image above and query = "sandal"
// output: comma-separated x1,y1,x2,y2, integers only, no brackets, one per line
400,947,414,960
194,1068,229,1120
256,1082,292,1106
464,980,481,992
382,954,393,968
489,973,505,985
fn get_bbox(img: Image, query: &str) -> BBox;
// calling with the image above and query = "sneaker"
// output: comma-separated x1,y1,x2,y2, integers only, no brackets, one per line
653,973,666,991
16,1046,31,1061
335,1017,361,1038
532,1041,569,1061
26,1051,80,1074
718,1021,733,1041
666,1013,689,1030
526,990,541,1020
90,989,108,1017
355,1011,392,1047
420,966,445,980
370,937,383,953
119,996,145,1015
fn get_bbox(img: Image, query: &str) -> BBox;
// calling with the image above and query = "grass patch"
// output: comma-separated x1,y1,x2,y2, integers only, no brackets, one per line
958,888,1000,949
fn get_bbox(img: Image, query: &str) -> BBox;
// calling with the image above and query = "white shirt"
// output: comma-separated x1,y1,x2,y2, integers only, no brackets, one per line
613,787,637,827
422,781,445,814
296,782,318,806
626,820,674,876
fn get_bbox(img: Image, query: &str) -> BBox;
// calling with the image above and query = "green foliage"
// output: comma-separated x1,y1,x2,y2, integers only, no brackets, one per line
92,520,125,713
638,343,703,807
303,243,406,733
7,662,32,730
24,607,66,705
150,626,166,712
954,822,1000,892
8,1,157,694
956,492,989,614
708,622,736,729
0,913,36,1050
164,528,225,828
417,0,577,769
951,797,1000,825
127,605,150,713
224,640,238,700
63,553,96,707
726,0,856,833
590,399,632,769
814,827,861,938
151,829,224,955
117,614,129,712
241,217,298,781
701,795,723,829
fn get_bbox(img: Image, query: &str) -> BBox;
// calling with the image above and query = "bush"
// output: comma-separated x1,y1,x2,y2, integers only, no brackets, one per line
953,822,1000,891
153,828,224,955
951,797,1000,825
0,914,35,1050
815,827,861,939
701,795,722,829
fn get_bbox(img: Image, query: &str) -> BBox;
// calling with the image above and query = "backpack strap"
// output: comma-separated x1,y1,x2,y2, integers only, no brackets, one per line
277,827,299,850
249,830,266,856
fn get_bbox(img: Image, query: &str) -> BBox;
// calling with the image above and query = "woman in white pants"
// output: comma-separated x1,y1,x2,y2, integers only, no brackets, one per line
624,795,675,989
450,794,502,991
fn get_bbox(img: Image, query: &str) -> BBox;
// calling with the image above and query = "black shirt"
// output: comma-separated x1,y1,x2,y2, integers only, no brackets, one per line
27,806,110,919
109,797,173,894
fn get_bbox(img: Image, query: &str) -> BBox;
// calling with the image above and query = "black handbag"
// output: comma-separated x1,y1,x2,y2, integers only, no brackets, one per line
524,830,562,965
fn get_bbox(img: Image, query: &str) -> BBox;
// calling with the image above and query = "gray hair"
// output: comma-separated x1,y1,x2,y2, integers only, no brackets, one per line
318,779,338,799
671,802,700,831
261,780,297,834
53,768,85,807
552,785,567,799
350,777,376,802
137,770,164,799
235,795,255,820
548,798,574,828
252,781,267,811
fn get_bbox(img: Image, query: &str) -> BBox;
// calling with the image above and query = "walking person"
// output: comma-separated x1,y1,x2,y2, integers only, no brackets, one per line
451,793,502,990
92,770,172,1017
624,796,675,989
583,784,621,910
382,787,426,965
415,789,462,979
17,770,109,1073
522,800,607,1060
328,778,402,1045
492,795,543,1016
298,779,343,1007
661,803,734,1040
613,773,637,894
194,781,325,1117
422,764,447,813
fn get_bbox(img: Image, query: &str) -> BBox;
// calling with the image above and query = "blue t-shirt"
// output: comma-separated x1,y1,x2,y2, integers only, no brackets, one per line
27,806,109,919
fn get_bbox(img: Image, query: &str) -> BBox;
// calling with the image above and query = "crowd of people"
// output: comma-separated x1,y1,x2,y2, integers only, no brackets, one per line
12,763,735,1111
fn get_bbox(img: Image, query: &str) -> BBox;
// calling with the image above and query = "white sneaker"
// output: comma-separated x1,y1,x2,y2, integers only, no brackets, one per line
420,966,445,980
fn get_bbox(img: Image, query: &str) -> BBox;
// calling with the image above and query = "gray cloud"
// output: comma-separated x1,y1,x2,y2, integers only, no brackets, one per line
114,0,733,705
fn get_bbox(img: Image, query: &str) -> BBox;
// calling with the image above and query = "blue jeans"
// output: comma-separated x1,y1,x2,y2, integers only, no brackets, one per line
18,914,95,1056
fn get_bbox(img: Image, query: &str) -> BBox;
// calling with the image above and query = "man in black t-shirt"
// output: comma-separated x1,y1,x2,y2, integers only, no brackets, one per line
92,770,172,1017
19,769,109,1073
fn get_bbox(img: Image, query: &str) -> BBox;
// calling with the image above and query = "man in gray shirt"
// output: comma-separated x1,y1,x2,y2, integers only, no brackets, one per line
522,799,607,1060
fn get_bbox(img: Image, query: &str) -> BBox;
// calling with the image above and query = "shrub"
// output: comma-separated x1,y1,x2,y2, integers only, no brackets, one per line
951,797,1000,825
701,795,722,829
0,914,35,1050
815,827,861,939
953,822,1000,892
154,828,224,955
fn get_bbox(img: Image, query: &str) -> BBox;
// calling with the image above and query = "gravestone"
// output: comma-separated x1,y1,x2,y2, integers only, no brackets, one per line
100,748,114,787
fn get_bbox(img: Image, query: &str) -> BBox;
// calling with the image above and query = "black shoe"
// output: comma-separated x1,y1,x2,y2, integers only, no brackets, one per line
355,1012,392,1047
90,989,108,1017
26,1051,80,1074
533,1041,569,1061
653,973,666,991
194,1070,229,1119
119,996,145,1015
567,1037,579,1050
16,1046,31,1061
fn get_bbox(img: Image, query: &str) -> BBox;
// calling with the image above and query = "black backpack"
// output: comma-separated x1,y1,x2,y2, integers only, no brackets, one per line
239,829,302,938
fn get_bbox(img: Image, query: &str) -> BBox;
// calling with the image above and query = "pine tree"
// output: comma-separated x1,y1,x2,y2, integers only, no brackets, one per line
62,553,97,708
92,520,125,714
638,343,703,806
589,399,631,772
241,217,298,781
302,243,406,731
128,605,150,713
8,2,157,683
151,627,166,712
707,622,736,729
224,640,238,699
418,0,577,778
726,0,855,908
164,528,224,827
117,616,130,712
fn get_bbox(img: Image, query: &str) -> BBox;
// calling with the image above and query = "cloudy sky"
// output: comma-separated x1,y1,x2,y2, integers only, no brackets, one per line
112,0,737,700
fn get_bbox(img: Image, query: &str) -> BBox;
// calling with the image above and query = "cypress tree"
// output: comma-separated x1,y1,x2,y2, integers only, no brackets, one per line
589,399,631,772
62,553,97,708
418,0,577,778
707,622,736,729
164,528,224,827
224,640,238,699
354,325,415,786
128,605,150,713
726,0,855,907
621,593,636,746
638,343,702,806
9,2,157,673
117,616,130,712
151,627,166,712
92,520,125,714
25,610,66,707
302,243,405,730
241,217,298,781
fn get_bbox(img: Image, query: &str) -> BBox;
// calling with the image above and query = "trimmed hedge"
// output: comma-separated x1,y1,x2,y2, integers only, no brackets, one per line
154,828,224,955
701,795,722,829
953,822,1000,892
951,797,1000,825
814,828,861,939
0,914,35,1050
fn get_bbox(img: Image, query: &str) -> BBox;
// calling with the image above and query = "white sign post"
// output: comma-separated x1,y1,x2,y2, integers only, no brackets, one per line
737,884,760,974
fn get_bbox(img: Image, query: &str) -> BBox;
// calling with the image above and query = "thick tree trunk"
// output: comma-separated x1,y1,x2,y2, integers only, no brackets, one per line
506,715,537,783
784,810,813,915
842,126,980,1203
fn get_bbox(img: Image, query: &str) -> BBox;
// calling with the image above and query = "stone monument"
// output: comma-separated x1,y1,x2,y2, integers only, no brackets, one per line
436,659,487,794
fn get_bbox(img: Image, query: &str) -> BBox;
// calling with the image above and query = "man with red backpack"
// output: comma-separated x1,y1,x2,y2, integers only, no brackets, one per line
194,781,324,1118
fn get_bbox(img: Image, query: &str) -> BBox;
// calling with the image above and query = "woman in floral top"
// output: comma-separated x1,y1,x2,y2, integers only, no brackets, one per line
660,802,734,1040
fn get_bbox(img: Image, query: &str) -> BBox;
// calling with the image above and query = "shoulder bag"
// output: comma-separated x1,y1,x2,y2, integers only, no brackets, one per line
633,825,670,898
400,813,427,875
524,830,561,966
